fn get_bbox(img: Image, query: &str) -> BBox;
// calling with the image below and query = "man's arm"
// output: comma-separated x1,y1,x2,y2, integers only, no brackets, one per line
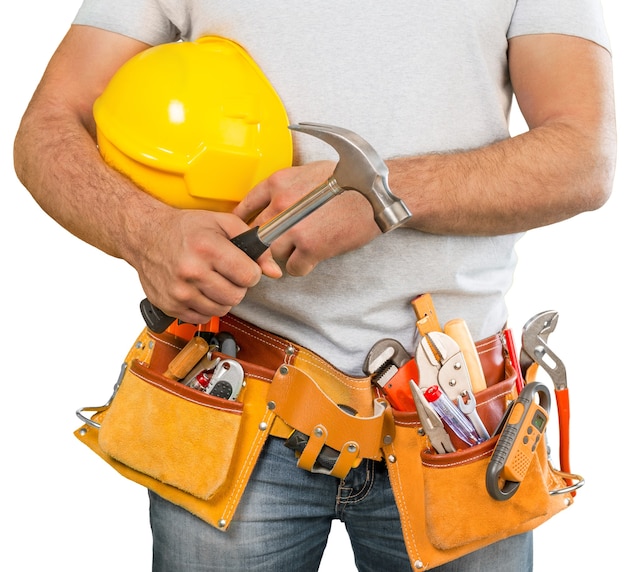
391,33,616,235
14,25,281,325
235,34,616,275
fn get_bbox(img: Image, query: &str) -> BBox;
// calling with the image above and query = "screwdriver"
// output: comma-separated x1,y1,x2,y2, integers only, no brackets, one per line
423,385,483,446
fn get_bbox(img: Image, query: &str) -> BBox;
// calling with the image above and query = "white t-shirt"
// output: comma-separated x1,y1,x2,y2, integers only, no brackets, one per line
74,0,610,374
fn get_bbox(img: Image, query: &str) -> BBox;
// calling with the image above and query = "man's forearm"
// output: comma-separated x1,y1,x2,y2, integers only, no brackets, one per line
392,34,617,238
14,105,170,269
14,100,278,322
390,118,615,237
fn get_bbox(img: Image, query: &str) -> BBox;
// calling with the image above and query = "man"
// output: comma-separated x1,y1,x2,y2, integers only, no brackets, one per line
14,1,615,571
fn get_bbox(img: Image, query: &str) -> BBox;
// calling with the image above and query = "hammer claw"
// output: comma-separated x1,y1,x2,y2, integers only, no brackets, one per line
289,122,412,232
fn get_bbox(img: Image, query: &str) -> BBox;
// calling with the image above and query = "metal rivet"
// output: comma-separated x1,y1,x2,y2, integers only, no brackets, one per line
448,379,457,387
135,341,144,349
387,455,397,463
418,428,425,436
79,428,87,436
279,365,289,375
267,401,276,411
149,341,154,349
218,519,227,528
383,435,393,445
259,422,268,431
314,427,324,438
454,362,462,370
347,443,357,453
414,560,424,569
285,345,296,356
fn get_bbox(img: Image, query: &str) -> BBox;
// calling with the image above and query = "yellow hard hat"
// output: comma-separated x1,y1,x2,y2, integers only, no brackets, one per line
93,36,292,211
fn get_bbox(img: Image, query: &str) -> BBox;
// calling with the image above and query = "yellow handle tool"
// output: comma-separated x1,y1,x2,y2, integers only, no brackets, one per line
443,318,487,393
164,336,210,380
411,293,442,336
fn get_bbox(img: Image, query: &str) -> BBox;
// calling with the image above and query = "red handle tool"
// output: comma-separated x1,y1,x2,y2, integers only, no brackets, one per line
520,311,573,492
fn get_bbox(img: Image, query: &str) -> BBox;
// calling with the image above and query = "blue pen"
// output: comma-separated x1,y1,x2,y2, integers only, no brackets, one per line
423,385,483,446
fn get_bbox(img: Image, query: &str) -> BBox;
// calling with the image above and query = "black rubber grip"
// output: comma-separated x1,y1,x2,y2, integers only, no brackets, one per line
230,226,268,260
140,298,175,333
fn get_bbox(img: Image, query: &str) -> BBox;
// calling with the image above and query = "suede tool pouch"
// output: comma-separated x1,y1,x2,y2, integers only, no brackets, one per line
384,370,577,571
75,327,276,530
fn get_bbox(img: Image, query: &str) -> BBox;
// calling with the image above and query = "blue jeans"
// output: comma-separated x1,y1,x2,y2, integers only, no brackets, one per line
150,436,532,571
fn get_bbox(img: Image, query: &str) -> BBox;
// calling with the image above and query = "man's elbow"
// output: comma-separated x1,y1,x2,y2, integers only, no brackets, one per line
13,119,32,191
585,134,617,211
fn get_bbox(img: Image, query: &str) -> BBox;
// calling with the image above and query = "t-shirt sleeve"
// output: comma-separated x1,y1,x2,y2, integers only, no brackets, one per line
72,0,180,45
508,0,611,51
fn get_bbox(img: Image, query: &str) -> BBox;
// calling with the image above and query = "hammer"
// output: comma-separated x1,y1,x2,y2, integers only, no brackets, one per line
141,122,412,333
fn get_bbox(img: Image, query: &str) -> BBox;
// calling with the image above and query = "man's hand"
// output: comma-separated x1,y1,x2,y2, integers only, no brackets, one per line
234,161,381,276
131,207,283,325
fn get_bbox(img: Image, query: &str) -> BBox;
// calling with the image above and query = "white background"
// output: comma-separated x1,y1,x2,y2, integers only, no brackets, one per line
2,2,623,570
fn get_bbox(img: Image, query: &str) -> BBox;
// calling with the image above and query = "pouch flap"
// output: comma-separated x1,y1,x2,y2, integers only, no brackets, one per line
98,362,242,500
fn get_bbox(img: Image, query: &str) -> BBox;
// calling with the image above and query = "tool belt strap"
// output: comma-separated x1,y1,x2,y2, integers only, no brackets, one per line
219,313,506,446
220,314,506,389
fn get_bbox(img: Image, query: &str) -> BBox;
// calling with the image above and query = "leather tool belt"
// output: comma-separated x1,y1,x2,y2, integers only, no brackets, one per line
75,312,579,570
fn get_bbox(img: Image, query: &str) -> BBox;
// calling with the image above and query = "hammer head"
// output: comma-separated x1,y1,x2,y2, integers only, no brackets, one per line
289,122,411,232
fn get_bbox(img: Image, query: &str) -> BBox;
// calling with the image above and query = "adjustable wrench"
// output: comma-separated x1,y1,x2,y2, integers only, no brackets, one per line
520,311,571,476
363,339,418,411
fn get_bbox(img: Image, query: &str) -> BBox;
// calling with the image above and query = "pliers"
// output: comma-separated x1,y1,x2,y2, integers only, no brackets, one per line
520,311,571,477
409,380,456,454
416,331,489,441
416,331,473,400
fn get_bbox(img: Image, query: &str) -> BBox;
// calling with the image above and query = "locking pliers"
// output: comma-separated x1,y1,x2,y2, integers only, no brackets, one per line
417,331,473,400
416,332,489,440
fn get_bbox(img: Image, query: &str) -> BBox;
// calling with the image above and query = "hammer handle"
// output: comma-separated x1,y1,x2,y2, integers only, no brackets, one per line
230,226,269,259
140,299,176,333
256,178,342,244
140,230,268,333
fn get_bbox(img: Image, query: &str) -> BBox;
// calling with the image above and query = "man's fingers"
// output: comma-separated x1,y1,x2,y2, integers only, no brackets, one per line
256,251,283,279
